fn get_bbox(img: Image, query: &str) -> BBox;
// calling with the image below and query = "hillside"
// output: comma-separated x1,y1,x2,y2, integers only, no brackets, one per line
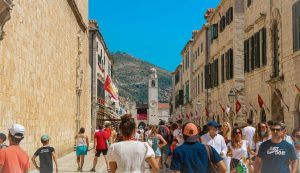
111,51,172,103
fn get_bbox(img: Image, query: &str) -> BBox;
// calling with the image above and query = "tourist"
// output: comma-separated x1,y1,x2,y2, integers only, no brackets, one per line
107,114,159,173
280,122,294,146
219,122,232,144
0,133,7,149
242,119,256,149
75,127,89,171
147,125,167,166
0,124,30,173
201,121,228,157
170,122,226,173
291,127,300,173
158,120,170,168
252,122,271,155
253,121,298,173
110,127,118,144
32,134,58,173
90,125,110,172
227,128,254,172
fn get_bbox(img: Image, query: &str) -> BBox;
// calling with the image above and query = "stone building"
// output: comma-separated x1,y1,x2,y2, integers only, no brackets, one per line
0,0,91,161
171,0,300,130
242,0,300,131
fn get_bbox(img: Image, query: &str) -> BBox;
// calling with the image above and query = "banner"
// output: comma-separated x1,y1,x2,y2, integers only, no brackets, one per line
137,114,147,120
103,75,118,100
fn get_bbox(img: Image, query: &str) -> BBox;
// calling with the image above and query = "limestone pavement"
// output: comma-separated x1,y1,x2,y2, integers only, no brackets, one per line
29,150,172,173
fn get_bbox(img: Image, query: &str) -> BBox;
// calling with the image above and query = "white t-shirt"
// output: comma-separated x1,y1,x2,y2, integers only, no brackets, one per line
201,133,228,156
107,141,155,173
228,140,249,159
284,135,294,146
242,126,256,147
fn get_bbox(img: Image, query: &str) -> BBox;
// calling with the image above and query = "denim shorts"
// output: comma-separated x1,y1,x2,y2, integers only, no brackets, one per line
76,146,87,156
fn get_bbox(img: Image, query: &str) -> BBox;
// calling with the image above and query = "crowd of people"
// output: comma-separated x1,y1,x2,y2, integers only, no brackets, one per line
0,116,299,173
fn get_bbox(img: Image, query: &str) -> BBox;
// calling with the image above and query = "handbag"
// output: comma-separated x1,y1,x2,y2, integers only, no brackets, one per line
205,145,223,173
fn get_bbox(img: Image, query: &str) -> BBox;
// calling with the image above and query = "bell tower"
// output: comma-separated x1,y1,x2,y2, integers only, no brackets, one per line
148,68,159,125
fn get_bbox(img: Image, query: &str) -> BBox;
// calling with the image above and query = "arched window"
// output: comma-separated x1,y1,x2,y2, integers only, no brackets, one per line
151,80,156,87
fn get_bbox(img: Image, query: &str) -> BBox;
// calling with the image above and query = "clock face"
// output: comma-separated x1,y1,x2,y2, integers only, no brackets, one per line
150,100,157,108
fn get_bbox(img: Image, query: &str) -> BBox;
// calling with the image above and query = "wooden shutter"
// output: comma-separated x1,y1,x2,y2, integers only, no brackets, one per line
250,36,255,71
221,54,225,83
230,49,234,79
293,1,300,51
230,7,233,23
256,32,261,68
244,40,247,72
261,28,267,66
215,59,219,86
226,51,229,80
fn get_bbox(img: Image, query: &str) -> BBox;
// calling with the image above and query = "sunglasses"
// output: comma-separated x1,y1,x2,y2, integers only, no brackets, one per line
234,131,242,135
271,128,282,132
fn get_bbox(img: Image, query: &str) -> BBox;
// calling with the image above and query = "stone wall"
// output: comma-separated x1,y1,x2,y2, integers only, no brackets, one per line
0,0,91,165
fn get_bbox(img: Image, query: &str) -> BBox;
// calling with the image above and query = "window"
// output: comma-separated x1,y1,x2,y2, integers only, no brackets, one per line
205,64,212,89
197,74,200,94
175,71,180,85
220,16,226,32
226,7,233,25
198,47,200,56
201,43,203,52
247,0,252,7
271,21,279,77
151,80,156,87
221,54,225,82
293,1,300,51
214,59,219,86
225,49,234,80
244,28,267,73
185,82,190,103
211,23,218,42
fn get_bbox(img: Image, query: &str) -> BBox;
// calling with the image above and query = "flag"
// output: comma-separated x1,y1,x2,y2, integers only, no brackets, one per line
103,75,118,100
219,103,225,113
186,113,189,119
205,107,209,117
236,100,241,114
295,84,300,93
274,89,289,111
258,94,264,109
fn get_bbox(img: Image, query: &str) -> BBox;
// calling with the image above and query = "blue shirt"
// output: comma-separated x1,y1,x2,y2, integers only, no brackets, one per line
170,142,223,173
258,139,297,173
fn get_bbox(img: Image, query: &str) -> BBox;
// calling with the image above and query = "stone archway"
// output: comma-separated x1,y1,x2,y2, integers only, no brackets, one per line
271,89,284,122
260,109,266,123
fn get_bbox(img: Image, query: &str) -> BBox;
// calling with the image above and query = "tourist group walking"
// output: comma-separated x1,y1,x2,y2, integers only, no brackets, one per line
0,116,299,173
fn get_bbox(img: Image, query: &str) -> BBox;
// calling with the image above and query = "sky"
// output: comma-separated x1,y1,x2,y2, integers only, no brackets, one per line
89,0,220,72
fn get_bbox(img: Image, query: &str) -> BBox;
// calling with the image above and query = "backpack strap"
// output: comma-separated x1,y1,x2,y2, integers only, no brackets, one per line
205,145,212,162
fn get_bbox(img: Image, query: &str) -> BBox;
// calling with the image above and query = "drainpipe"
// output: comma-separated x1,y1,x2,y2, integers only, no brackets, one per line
90,29,97,137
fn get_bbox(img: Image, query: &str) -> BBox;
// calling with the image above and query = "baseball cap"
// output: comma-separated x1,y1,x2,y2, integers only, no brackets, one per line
207,121,220,128
183,123,199,142
41,134,49,141
8,124,25,139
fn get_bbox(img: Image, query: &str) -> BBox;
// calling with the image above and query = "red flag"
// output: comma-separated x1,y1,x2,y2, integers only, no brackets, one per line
258,94,264,109
236,100,241,114
103,75,118,100
219,103,225,113
295,85,300,93
205,107,209,117
186,113,189,119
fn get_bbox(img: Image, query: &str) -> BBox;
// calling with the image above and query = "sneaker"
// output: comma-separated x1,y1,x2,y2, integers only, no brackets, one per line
77,167,81,171
90,168,96,172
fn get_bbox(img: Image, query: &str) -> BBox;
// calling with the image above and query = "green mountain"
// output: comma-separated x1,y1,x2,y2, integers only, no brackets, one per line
111,51,172,103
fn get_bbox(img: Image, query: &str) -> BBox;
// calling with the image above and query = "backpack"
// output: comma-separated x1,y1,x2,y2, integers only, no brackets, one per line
158,126,169,142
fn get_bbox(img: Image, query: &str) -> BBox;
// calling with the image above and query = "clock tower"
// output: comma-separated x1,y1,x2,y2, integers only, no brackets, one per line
148,68,159,125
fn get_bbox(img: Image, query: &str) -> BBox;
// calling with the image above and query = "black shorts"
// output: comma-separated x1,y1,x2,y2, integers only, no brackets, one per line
95,149,108,157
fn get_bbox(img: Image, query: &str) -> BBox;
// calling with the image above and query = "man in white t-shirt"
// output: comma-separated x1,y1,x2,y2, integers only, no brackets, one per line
201,121,227,157
242,119,256,148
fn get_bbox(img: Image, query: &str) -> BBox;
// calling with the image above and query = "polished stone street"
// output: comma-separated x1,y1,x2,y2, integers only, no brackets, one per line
30,150,172,173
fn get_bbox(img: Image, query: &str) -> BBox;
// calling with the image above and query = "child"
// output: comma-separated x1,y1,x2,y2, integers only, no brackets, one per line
32,134,58,173
0,133,8,149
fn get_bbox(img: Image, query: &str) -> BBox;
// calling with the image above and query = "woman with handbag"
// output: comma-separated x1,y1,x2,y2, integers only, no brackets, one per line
227,128,254,173
107,114,159,173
